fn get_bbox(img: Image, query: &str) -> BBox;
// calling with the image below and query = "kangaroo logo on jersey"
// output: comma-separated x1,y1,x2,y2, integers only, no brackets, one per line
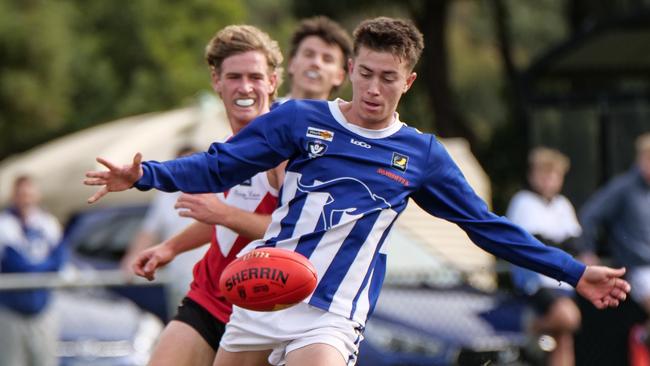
306,127,334,141
391,153,408,172
307,140,328,158
296,176,391,230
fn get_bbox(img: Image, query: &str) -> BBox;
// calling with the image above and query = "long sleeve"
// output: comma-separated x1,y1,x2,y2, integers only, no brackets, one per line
134,101,300,193
410,137,585,287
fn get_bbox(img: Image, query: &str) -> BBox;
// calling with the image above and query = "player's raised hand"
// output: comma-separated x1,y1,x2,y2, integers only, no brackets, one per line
576,266,631,309
84,153,144,204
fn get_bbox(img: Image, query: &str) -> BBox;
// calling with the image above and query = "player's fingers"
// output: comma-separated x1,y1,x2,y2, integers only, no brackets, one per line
87,187,108,204
143,257,159,281
609,287,627,301
177,210,196,219
83,178,107,186
85,171,110,179
593,298,606,310
606,297,619,308
605,266,626,278
96,157,119,171
133,152,142,165
132,256,148,277
615,278,631,293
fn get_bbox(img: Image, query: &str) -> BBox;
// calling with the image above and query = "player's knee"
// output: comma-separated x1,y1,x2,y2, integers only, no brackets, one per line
547,298,581,332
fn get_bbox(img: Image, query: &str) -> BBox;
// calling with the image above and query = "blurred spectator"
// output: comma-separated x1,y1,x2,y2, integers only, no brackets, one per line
0,175,65,366
578,132,650,345
507,147,582,366
121,145,206,317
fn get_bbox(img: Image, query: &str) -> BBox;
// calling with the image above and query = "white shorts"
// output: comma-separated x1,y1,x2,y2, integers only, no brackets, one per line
629,266,650,303
220,302,364,365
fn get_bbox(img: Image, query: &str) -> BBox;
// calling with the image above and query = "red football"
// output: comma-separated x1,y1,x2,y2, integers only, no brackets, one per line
218,247,318,311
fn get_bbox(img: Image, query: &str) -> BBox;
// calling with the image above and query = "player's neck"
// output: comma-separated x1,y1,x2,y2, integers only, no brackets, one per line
290,86,329,101
228,109,270,135
338,100,395,130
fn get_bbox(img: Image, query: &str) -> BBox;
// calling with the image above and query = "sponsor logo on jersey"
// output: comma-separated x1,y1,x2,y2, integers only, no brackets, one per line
350,138,371,149
239,179,252,186
391,153,408,172
306,127,334,141
377,168,409,186
307,140,328,158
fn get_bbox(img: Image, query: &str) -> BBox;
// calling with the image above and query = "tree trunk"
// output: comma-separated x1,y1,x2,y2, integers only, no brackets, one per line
411,0,477,146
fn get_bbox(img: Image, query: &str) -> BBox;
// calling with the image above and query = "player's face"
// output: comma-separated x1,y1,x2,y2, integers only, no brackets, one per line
348,47,416,129
529,168,564,200
12,180,40,211
212,51,277,131
288,36,346,99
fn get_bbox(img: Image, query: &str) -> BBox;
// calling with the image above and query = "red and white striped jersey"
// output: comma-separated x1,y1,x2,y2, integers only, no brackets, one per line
186,171,278,323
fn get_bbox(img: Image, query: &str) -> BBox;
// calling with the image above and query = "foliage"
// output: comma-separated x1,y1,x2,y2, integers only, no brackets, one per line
0,0,247,160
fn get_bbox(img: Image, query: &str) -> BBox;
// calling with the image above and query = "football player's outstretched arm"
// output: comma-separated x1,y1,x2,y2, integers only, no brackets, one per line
84,153,143,203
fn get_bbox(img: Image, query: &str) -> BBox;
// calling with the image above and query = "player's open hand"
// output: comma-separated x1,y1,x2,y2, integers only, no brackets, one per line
84,153,144,204
132,243,175,281
175,193,232,226
576,266,631,309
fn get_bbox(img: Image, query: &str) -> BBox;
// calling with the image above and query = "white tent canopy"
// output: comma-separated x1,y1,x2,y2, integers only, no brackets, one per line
0,95,230,222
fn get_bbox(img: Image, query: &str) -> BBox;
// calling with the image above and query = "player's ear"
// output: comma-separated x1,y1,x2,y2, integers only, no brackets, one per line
287,57,296,77
404,72,417,94
332,66,346,88
210,67,222,95
268,71,279,95
347,58,354,75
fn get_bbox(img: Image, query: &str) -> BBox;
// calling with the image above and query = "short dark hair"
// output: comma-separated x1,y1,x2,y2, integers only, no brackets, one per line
352,17,424,70
290,16,352,72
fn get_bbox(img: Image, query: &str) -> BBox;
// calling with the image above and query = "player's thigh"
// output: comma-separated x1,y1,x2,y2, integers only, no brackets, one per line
148,320,215,366
213,346,272,366
286,343,347,366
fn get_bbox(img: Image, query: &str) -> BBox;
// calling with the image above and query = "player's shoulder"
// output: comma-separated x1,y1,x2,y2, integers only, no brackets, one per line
274,98,328,111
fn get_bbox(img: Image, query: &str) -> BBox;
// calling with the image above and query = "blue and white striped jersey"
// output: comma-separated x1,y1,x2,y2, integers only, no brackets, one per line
136,99,586,325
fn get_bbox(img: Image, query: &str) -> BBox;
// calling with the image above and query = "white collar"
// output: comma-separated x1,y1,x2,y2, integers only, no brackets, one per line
328,98,404,139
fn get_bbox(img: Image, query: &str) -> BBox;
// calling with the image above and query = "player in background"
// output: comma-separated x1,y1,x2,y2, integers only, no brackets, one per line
507,147,582,366
124,25,284,366
275,16,351,105
85,17,631,366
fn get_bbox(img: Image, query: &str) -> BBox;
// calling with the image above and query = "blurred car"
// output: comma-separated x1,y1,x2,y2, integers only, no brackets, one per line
62,204,170,322
55,288,163,366
51,204,167,365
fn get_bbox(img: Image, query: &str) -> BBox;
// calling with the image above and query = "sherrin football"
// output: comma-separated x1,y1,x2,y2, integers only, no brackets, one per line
219,247,318,311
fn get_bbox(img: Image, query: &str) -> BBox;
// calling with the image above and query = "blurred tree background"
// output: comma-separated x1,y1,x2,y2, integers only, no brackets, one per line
0,0,647,212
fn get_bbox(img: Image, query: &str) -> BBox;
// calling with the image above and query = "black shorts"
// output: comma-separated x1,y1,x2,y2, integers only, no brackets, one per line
173,297,226,351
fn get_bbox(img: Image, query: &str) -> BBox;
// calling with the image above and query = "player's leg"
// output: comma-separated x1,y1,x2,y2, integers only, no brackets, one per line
147,321,215,366
285,343,347,366
535,297,580,366
212,347,272,366
28,305,59,366
148,298,227,366
0,307,28,366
